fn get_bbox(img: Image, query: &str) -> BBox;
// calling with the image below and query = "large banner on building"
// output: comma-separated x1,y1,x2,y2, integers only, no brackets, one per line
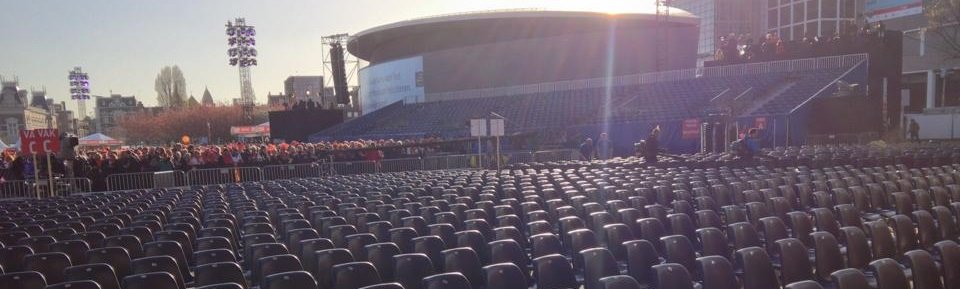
865,0,922,22
358,56,425,115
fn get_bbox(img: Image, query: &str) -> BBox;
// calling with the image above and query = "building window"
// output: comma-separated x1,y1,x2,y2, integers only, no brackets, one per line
806,22,818,37
822,20,837,36
769,0,779,8
5,118,19,137
793,25,804,40
794,3,804,25
769,9,778,29
822,0,837,18
807,0,818,21
841,0,856,18
780,7,790,26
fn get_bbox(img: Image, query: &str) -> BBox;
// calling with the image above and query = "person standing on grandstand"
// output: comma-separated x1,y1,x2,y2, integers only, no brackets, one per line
644,126,661,163
597,133,611,160
739,128,761,160
909,119,920,142
579,138,595,161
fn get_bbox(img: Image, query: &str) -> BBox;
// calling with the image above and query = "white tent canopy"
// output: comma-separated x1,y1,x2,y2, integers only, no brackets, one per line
80,133,123,146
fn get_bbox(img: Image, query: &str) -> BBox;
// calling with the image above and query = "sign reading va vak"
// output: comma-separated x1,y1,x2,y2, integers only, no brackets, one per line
865,0,922,22
19,129,60,154
359,56,425,115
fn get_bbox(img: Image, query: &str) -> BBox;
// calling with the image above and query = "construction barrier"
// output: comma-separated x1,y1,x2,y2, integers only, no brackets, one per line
186,167,263,186
106,171,186,191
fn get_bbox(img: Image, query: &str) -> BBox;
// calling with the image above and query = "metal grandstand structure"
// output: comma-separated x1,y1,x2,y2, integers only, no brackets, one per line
321,33,361,106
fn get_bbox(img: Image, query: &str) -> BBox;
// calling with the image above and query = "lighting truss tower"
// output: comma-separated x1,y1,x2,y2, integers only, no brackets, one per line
226,17,257,122
68,67,90,120
655,0,671,71
321,34,361,107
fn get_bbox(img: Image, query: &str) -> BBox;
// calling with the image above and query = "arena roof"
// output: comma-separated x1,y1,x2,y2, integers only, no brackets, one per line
348,5,698,62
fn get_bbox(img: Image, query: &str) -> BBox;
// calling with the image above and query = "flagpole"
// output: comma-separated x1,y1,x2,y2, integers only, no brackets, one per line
47,153,55,197
32,153,40,198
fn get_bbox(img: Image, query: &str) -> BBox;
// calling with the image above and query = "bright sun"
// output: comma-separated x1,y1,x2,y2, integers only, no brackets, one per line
452,0,659,16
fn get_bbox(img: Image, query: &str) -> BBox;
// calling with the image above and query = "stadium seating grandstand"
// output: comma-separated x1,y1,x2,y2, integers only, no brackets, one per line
317,63,863,142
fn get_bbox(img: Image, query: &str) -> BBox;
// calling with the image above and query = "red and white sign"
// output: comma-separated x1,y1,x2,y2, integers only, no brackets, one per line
19,129,60,154
755,117,767,129
230,124,271,137
681,119,700,139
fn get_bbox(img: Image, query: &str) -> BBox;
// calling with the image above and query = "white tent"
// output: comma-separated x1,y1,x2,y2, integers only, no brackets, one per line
80,133,123,146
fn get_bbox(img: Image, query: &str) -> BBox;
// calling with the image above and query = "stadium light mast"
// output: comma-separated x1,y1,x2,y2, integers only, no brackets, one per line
226,17,258,123
68,67,90,120
655,0,671,71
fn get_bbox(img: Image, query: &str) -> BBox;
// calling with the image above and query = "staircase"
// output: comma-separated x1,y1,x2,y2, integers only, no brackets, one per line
740,80,799,116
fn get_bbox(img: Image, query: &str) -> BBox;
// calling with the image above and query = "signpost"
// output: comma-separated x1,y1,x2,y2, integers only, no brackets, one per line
19,129,60,198
470,118,506,171
470,119,487,168
489,118,505,172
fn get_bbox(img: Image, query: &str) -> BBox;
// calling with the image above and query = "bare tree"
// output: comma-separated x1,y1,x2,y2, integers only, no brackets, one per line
155,65,187,108
926,0,960,61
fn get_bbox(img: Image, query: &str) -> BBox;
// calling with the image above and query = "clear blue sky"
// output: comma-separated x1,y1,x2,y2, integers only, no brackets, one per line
0,0,655,112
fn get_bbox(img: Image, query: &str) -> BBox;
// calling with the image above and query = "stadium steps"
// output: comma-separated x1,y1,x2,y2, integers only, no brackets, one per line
740,80,799,116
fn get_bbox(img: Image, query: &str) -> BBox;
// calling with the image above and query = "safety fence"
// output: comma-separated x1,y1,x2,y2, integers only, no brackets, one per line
326,149,578,175
0,149,578,198
185,167,264,186
0,178,91,199
263,163,327,180
106,171,187,191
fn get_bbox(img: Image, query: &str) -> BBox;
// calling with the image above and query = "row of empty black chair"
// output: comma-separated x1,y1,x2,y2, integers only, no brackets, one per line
2,143,960,289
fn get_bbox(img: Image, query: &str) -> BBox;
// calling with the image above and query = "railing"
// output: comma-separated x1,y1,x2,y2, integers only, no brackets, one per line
185,167,263,186
106,171,187,191
806,132,881,145
426,54,869,101
1,178,92,199
325,149,579,174
328,161,379,175
0,149,580,197
263,163,325,180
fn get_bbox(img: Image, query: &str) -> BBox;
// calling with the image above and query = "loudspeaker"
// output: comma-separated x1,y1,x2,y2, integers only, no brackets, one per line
331,43,350,104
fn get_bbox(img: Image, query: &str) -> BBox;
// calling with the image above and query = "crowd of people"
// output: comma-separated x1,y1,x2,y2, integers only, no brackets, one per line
286,99,324,111
712,22,886,65
0,136,451,189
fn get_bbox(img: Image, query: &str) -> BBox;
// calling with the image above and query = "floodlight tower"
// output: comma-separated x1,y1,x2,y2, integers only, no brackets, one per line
68,67,90,120
655,0,671,71
226,17,258,123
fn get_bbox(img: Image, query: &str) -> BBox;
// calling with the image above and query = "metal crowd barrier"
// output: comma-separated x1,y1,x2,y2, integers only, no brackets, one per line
504,152,535,164
263,163,324,180
0,149,583,198
106,171,186,191
444,155,475,169
328,161,378,175
186,167,263,186
0,177,92,199
380,158,423,173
